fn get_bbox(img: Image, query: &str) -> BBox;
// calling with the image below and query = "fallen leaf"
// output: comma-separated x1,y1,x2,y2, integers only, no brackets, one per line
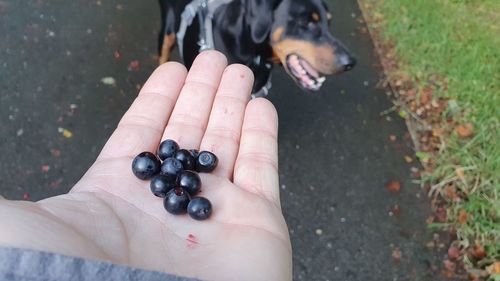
398,110,408,118
128,60,140,71
50,149,61,157
392,248,402,261
444,185,459,201
443,259,456,272
389,135,397,141
41,165,50,173
458,209,467,225
436,208,447,223
415,151,431,163
389,205,401,216
419,88,432,104
426,241,435,248
447,245,460,260
455,167,465,181
472,244,486,260
114,50,121,59
385,181,401,192
426,216,435,224
404,155,413,163
49,178,62,189
406,89,416,97
486,262,500,274
468,272,482,281
62,129,73,138
442,270,454,278
101,76,116,86
23,192,30,200
455,123,474,138
432,127,444,137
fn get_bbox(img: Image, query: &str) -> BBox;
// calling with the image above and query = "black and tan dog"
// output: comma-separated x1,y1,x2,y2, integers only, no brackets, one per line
158,0,356,94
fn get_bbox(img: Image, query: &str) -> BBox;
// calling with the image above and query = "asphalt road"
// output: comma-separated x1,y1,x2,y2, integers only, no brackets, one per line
0,1,445,280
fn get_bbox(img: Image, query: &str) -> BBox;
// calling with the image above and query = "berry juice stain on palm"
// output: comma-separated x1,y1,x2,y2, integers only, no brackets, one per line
186,233,198,248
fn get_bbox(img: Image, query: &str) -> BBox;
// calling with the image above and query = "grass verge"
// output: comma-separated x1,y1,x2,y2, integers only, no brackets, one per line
357,0,499,279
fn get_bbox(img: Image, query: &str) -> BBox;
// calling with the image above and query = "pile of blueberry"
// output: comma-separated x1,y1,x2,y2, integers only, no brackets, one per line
131,139,217,221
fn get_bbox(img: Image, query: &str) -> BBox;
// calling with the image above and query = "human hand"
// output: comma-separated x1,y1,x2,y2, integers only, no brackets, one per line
0,51,292,281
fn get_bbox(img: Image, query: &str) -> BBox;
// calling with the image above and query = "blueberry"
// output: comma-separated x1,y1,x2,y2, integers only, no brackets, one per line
177,170,202,195
157,139,179,161
195,151,218,173
189,149,199,159
160,157,183,181
150,175,175,198
163,188,190,215
175,149,195,170
131,152,161,180
187,197,212,220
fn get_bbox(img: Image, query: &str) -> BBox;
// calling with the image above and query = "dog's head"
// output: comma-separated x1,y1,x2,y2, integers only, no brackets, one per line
248,0,356,91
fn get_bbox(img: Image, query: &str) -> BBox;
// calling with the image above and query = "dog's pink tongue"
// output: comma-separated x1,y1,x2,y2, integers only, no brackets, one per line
300,59,319,78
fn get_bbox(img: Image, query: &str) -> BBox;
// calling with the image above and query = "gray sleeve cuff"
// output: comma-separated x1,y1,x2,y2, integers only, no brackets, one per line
0,247,202,281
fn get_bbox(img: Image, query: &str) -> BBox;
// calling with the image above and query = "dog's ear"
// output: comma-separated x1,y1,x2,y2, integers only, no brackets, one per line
247,0,279,43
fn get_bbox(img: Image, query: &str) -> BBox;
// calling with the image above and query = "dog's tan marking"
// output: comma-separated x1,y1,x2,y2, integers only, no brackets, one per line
159,33,176,65
271,50,281,64
271,27,284,43
311,12,320,22
271,39,337,74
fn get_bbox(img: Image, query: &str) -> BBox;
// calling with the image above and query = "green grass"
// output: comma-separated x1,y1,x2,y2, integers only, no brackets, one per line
360,0,500,271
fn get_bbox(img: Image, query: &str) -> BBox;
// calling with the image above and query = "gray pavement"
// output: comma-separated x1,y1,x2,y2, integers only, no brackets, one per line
0,1,445,280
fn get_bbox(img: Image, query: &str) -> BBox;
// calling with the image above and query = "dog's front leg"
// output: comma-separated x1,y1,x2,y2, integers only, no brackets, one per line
159,33,176,64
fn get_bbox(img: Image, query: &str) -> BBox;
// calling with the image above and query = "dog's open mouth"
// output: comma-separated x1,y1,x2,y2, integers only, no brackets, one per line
286,54,326,91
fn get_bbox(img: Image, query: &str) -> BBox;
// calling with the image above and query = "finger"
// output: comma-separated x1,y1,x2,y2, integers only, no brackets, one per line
98,62,187,160
161,51,228,149
199,64,253,179
233,98,280,206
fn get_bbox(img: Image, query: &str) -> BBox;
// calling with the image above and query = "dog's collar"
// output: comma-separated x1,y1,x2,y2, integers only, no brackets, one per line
251,75,272,99
176,0,232,60
177,0,273,98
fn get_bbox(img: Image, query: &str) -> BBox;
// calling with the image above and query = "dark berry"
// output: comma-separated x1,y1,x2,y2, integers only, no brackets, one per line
131,152,161,180
160,157,183,181
150,175,175,198
189,149,199,159
196,151,218,173
157,139,179,161
175,149,195,170
163,188,190,215
177,170,202,195
187,197,212,220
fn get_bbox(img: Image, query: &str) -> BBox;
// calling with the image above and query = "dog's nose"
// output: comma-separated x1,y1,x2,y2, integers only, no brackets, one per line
340,55,356,72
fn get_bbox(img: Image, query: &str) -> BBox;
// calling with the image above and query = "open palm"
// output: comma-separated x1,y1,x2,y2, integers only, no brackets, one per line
0,51,292,281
